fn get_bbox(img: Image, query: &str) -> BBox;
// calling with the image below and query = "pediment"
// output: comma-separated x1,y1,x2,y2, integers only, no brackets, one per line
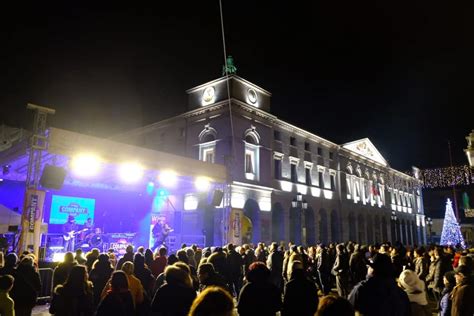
342,138,388,166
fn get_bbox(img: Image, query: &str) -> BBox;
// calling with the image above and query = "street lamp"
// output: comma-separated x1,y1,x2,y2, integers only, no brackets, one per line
391,211,398,242
292,193,308,245
426,217,433,244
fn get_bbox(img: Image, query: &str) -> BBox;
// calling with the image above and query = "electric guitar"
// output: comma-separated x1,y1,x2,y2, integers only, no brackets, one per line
63,228,88,241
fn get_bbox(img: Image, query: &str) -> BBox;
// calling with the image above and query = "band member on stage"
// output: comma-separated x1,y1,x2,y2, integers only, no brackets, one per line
152,217,172,250
81,217,94,241
63,215,78,252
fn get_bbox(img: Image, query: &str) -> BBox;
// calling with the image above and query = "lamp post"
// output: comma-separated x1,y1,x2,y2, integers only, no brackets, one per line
426,217,433,244
292,192,308,245
391,211,398,242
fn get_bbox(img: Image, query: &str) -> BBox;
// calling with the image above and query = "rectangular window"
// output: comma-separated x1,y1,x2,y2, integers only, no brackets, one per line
274,159,282,180
274,130,281,141
199,142,216,163
290,137,296,146
305,168,312,186
291,164,298,183
330,174,336,190
318,170,324,187
317,147,323,156
329,152,334,160
346,177,352,198
245,151,254,174
304,142,310,151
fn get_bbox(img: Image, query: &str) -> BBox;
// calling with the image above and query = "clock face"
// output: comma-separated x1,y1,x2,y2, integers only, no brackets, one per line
202,86,215,105
247,88,258,105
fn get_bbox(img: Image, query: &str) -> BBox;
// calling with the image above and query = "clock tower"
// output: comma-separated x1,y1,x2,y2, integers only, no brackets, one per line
186,74,272,113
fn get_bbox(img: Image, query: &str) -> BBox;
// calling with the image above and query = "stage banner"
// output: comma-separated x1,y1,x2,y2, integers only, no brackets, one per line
228,208,243,245
18,189,46,257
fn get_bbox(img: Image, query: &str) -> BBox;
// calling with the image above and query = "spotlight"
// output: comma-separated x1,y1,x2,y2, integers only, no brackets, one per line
195,176,210,192
159,170,178,187
119,162,144,183
71,153,101,177
52,252,66,262
146,181,155,195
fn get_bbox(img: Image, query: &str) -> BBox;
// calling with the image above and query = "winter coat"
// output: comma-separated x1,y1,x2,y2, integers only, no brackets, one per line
451,277,474,316
151,283,196,316
238,281,281,316
150,256,167,278
349,251,367,284
89,265,114,307
96,290,134,316
439,287,453,316
332,252,350,277
267,251,284,289
414,256,429,281
116,253,134,270
348,276,411,316
53,262,77,289
227,249,244,280
427,257,451,292
49,284,94,316
282,270,319,316
11,263,41,308
208,251,228,278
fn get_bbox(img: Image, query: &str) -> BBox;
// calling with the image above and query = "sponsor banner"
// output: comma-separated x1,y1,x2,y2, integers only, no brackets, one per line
228,208,243,245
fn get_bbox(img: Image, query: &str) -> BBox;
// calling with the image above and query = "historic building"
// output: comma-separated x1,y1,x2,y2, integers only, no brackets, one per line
115,74,426,246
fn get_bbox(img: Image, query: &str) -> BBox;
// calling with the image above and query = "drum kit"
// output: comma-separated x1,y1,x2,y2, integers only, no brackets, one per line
79,227,106,250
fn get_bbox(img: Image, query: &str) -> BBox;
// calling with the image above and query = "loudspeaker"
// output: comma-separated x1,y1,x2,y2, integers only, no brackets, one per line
211,189,224,206
39,165,66,189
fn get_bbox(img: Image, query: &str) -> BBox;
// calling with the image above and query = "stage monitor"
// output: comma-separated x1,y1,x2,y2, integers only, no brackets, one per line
49,195,95,225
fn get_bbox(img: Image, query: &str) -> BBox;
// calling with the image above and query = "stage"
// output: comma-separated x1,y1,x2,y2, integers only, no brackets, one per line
0,127,227,260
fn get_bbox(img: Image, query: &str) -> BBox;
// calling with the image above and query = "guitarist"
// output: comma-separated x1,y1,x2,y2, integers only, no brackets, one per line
152,217,173,250
63,215,78,252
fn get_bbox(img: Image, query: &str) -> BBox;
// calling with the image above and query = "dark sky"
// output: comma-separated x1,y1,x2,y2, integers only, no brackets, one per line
1,2,473,171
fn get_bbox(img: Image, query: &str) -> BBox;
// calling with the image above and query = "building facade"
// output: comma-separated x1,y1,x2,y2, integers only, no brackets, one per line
115,75,426,246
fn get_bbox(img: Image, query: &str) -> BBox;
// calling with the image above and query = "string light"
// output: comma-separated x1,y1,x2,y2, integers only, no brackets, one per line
407,165,473,189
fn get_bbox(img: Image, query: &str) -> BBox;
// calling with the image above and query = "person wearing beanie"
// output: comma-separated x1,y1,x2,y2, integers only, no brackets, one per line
451,264,474,316
398,269,430,316
439,271,456,316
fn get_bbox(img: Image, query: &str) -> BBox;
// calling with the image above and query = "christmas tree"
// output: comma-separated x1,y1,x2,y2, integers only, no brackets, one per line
440,198,466,248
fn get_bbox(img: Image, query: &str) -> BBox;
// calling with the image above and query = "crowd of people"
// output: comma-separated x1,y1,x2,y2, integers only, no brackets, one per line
0,241,472,316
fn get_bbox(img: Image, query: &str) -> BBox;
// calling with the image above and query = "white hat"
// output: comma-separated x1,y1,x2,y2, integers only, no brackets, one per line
399,269,424,293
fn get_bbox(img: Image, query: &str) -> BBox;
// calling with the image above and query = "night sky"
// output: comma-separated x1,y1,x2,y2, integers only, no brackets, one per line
1,2,473,171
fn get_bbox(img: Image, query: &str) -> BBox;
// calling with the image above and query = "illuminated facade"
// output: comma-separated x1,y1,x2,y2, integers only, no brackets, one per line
116,75,426,246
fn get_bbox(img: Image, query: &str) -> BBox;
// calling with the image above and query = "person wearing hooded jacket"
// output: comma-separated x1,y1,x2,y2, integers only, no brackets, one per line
398,269,431,316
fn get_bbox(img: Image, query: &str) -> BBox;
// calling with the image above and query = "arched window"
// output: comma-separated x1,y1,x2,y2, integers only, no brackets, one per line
198,124,217,163
244,126,260,181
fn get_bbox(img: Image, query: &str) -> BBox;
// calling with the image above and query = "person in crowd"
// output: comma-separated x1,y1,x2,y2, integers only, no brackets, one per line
317,245,332,295
243,246,256,275
413,247,429,282
226,243,243,296
427,246,452,301
89,253,114,307
315,295,355,316
85,248,100,272
255,242,268,263
177,249,189,265
137,246,145,256
197,263,228,292
120,261,144,307
398,269,431,316
117,245,134,270
150,246,168,278
133,253,155,297
144,248,154,269
237,262,281,316
74,249,86,265
390,247,404,278
0,253,17,276
188,286,234,316
282,260,318,316
349,244,367,286
439,271,456,316
332,243,350,298
193,245,202,266
0,275,15,316
151,264,196,316
108,251,117,268
53,252,77,289
175,261,199,292
285,245,302,283
208,247,227,278
49,265,94,316
186,248,197,268
348,253,410,316
451,264,474,316
266,242,283,293
12,255,41,316
96,271,134,316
